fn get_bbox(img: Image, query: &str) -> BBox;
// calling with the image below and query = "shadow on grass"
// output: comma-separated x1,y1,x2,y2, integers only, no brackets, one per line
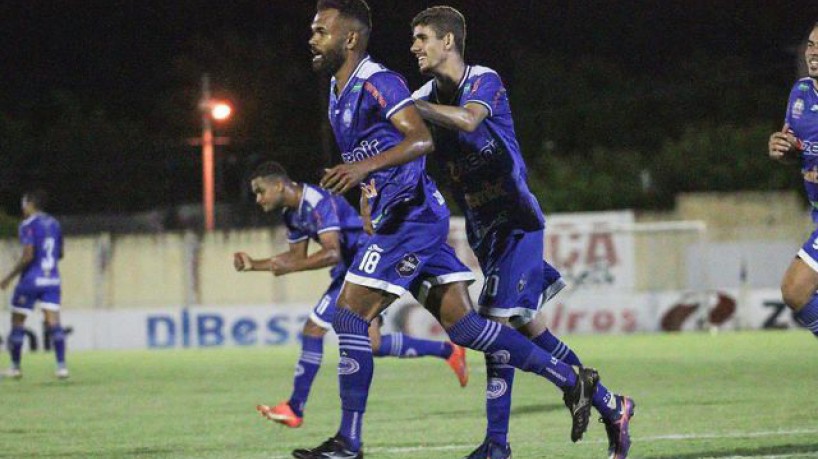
643,442,818,458
511,403,564,416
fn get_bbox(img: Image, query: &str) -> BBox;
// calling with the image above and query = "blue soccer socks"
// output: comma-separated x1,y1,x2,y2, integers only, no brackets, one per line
49,325,67,368
447,311,576,389
375,333,451,358
795,294,818,338
8,326,25,369
484,354,514,446
333,308,373,452
531,329,582,367
289,334,324,417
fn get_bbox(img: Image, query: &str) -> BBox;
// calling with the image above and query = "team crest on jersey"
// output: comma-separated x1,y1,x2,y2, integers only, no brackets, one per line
343,107,353,127
793,98,805,118
486,377,508,399
517,275,528,293
396,253,420,277
351,82,363,93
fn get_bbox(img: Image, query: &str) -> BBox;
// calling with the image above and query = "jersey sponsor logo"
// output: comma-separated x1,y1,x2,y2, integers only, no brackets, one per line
802,140,818,156
396,253,420,277
792,98,805,119
338,356,361,375
446,139,502,183
364,82,388,108
463,181,508,208
342,139,381,163
486,377,508,399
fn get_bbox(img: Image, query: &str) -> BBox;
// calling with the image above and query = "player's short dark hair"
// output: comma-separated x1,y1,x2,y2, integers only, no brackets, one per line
250,161,289,183
411,6,467,56
317,0,372,31
24,189,48,210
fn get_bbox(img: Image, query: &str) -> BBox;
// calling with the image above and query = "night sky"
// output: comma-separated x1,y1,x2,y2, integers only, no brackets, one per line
2,1,818,220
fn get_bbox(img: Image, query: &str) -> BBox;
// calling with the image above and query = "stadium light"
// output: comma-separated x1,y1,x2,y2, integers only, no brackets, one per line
198,75,232,231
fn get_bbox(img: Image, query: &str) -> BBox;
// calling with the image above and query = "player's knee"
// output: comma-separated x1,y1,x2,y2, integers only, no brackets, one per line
302,320,326,337
781,278,810,310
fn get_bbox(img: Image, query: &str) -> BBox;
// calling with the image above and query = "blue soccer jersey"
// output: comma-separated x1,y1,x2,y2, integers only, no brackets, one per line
413,65,544,253
785,78,818,222
283,184,365,280
328,56,449,231
17,213,63,289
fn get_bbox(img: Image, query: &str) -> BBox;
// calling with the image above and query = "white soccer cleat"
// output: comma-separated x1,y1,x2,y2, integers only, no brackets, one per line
55,368,70,379
3,368,23,379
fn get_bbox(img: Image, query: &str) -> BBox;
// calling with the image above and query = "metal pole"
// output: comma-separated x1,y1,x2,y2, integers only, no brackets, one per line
201,74,215,231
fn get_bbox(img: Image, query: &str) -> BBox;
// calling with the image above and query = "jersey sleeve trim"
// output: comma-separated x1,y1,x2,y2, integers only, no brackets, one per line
464,99,493,118
385,97,414,119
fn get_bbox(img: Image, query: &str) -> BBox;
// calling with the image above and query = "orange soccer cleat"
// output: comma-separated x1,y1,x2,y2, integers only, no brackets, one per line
446,343,469,388
256,401,303,428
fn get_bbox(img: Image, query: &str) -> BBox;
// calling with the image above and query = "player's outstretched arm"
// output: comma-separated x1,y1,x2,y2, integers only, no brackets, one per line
270,232,342,276
0,244,34,290
321,106,433,194
769,124,802,165
414,99,488,133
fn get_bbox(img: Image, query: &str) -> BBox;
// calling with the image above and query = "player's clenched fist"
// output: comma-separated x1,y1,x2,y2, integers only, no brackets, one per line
234,252,253,272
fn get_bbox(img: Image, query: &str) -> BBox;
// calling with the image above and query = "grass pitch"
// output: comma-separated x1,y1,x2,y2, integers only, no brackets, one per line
2,330,817,458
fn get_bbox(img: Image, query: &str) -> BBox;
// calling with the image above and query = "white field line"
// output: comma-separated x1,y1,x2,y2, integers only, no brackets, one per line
267,428,818,458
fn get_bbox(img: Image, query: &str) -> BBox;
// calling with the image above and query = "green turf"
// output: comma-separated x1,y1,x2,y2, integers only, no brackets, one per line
2,330,817,458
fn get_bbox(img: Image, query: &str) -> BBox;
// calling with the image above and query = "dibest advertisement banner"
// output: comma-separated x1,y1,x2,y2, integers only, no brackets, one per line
0,288,802,352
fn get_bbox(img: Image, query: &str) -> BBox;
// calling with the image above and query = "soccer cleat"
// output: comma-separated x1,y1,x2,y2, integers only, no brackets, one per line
2,368,22,379
462,437,512,459
291,435,363,458
563,366,599,443
55,368,70,379
446,343,469,388
601,395,635,459
256,401,303,428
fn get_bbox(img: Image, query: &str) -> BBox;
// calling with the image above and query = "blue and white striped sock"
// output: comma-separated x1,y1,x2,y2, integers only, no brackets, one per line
289,334,324,417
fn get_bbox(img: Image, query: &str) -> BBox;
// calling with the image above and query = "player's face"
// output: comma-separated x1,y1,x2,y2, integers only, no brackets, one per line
411,25,446,75
806,27,818,79
309,9,347,75
251,177,284,213
20,196,34,217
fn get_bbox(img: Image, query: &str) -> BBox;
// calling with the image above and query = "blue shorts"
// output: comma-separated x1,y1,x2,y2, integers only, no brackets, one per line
11,284,61,317
798,227,818,273
309,274,343,330
475,229,564,323
345,219,474,298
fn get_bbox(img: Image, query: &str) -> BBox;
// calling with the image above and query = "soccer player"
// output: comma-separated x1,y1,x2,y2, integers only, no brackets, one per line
408,7,635,458
1,190,68,379
234,161,469,428
293,1,600,458
769,22,818,340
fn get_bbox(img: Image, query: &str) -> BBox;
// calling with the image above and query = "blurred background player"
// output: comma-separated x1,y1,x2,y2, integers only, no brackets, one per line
234,161,468,428
296,1,600,458
768,22,818,340
1,190,68,379
409,6,634,458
